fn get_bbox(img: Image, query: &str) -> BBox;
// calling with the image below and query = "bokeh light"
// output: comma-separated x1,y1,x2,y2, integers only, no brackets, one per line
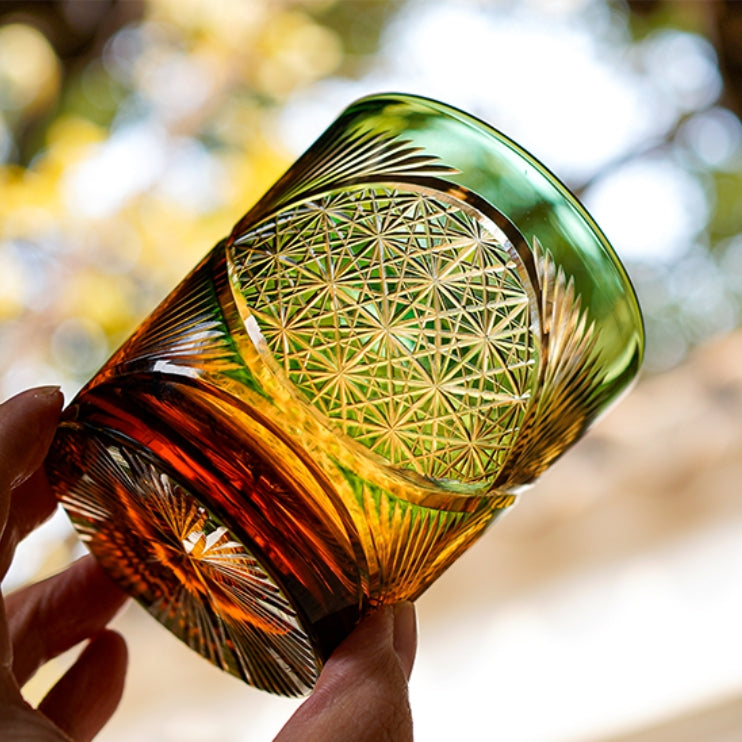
0,23,61,115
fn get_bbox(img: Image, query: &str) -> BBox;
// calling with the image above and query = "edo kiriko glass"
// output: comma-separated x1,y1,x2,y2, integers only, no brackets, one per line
47,93,644,696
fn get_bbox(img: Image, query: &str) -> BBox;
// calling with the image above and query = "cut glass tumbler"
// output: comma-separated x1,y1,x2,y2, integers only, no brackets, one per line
47,94,645,696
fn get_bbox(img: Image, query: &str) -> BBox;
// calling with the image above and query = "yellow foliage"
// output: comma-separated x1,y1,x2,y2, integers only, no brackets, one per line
254,10,342,97
0,169,61,230
0,251,24,320
45,116,106,157
0,0,350,388
58,271,134,337
147,0,273,46
0,23,61,116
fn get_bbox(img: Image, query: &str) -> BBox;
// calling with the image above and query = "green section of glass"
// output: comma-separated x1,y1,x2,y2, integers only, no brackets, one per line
232,183,536,486
330,93,645,406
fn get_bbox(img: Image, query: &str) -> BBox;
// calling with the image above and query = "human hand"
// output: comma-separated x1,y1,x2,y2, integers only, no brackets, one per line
276,601,417,742
0,387,129,741
0,386,417,742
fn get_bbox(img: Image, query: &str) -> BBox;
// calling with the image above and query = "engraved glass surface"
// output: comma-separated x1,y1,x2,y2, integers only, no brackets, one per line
47,94,644,696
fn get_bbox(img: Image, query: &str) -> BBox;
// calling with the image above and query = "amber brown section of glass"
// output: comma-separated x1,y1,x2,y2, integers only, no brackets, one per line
46,94,644,696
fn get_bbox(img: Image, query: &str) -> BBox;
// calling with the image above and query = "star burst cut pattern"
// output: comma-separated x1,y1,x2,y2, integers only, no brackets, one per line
230,184,539,484
57,436,318,695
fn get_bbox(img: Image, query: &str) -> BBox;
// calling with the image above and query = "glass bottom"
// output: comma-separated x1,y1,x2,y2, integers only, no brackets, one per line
49,427,321,696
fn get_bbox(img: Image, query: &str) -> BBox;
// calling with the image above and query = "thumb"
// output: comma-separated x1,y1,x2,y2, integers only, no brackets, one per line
275,603,417,742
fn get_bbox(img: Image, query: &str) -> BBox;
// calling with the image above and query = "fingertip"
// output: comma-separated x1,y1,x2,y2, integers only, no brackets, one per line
38,629,128,742
276,606,414,742
305,606,401,712
0,386,64,492
90,628,129,681
319,603,417,688
10,386,65,424
29,386,64,408
321,605,395,679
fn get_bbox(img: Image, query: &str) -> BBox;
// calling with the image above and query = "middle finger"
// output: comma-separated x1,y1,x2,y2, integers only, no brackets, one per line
4,555,127,687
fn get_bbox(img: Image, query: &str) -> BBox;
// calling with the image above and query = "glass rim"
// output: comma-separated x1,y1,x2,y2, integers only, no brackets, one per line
347,90,645,364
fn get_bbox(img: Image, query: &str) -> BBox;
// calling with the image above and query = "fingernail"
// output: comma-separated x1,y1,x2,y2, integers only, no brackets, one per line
32,385,63,401
393,602,417,679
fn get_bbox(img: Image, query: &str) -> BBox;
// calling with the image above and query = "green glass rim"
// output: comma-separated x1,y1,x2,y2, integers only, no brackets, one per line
340,91,645,383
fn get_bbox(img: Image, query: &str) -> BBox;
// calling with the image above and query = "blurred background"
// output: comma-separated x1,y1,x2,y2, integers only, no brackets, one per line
1,0,741,739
